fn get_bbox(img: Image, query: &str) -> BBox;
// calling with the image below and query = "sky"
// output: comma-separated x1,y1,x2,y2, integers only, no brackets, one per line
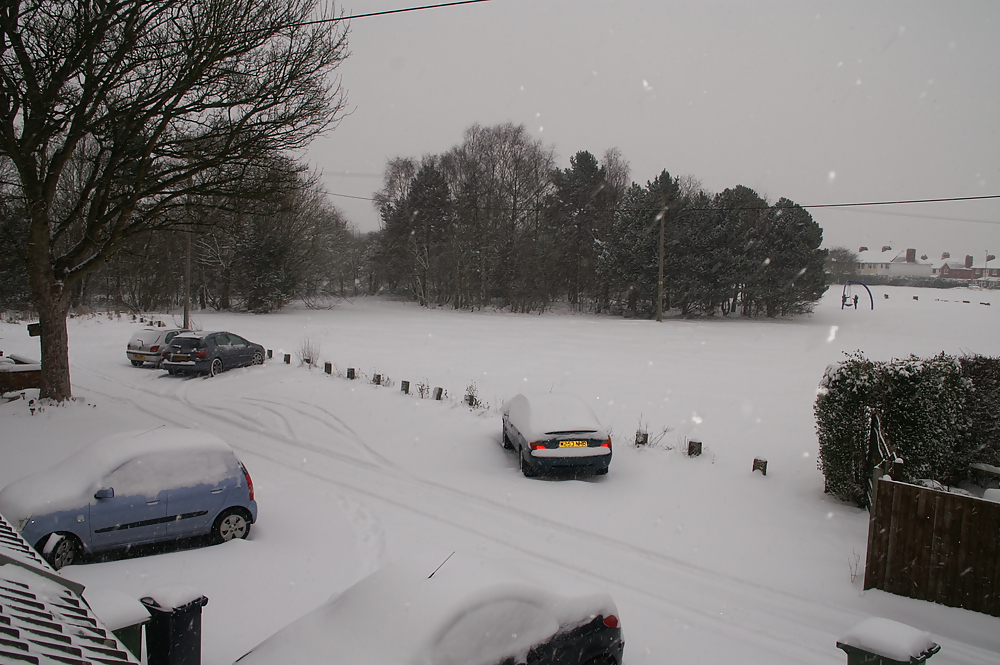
2,286,1000,664
304,0,1000,258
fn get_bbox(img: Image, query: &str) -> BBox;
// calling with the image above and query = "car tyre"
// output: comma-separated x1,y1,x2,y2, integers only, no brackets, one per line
38,533,80,570
583,655,617,665
251,351,264,366
130,359,143,367
212,509,251,543
209,357,224,377
520,450,538,478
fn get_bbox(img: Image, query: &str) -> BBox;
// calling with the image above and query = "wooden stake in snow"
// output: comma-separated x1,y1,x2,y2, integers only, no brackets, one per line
688,440,702,457
433,387,443,400
752,458,767,475
347,368,355,380
324,362,332,375
283,353,291,364
401,380,410,394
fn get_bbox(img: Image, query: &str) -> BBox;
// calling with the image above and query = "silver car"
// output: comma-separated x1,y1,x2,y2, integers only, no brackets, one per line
126,327,189,367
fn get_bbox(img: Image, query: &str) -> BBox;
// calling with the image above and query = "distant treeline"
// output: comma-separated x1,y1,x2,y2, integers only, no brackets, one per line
369,122,829,318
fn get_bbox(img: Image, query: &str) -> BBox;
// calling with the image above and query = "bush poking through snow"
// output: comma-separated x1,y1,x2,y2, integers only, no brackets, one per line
297,338,320,366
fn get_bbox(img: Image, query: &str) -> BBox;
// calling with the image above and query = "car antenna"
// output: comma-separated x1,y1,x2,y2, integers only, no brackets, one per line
131,425,166,438
427,551,456,579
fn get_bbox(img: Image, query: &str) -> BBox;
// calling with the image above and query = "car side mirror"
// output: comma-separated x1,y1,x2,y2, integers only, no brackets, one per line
94,487,115,499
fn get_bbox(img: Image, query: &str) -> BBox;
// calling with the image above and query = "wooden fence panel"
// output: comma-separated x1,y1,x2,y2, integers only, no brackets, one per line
864,479,1000,617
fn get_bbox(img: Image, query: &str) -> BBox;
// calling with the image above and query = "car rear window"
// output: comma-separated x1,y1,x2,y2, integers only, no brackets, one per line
171,337,202,350
132,330,163,345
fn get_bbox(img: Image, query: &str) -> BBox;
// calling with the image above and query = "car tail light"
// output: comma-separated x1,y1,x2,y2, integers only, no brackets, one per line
149,345,160,352
601,437,612,448
531,442,547,450
196,349,209,359
241,463,254,500
603,615,619,628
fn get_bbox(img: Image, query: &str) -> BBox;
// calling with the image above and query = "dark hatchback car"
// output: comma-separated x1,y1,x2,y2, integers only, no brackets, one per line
161,331,265,377
234,552,624,665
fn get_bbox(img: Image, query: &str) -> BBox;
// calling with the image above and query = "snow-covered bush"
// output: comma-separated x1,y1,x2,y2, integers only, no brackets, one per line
816,352,985,508
815,352,880,507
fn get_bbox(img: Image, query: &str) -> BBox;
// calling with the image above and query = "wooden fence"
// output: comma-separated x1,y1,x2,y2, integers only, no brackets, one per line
864,478,1000,616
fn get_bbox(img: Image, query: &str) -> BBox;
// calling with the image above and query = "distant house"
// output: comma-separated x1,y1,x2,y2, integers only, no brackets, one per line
855,247,934,278
933,253,1000,287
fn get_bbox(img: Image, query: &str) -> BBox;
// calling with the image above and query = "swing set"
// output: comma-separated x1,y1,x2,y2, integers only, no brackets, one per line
841,281,874,310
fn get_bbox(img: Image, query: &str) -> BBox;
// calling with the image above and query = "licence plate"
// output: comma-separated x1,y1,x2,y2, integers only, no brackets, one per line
173,354,190,362
559,440,588,448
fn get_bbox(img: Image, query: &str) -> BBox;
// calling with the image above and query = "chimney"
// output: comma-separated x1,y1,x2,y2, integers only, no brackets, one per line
906,248,916,263
966,255,974,269
858,246,868,253
881,245,892,253
941,252,950,259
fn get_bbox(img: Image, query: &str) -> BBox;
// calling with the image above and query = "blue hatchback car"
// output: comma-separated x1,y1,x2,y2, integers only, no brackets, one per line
0,428,258,569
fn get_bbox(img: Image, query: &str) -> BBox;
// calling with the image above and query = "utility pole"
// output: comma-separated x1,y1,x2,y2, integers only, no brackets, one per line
656,209,665,322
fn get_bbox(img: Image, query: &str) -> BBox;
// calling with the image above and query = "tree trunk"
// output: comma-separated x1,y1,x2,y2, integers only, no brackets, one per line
37,294,73,400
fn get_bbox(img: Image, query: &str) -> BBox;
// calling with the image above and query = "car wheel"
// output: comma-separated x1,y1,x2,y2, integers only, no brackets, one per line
130,359,143,367
167,368,176,375
212,509,251,543
520,450,538,478
209,358,224,377
38,533,80,570
251,351,263,366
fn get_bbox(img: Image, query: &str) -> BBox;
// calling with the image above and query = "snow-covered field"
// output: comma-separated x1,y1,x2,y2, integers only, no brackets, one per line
2,286,999,664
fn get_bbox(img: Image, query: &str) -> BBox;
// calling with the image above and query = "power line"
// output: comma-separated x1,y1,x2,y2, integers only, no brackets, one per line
801,194,1000,209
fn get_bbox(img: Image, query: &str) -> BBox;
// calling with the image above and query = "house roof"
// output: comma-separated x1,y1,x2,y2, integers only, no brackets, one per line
0,512,142,665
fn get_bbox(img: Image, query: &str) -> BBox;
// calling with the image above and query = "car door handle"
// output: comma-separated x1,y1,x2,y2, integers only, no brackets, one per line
210,488,224,494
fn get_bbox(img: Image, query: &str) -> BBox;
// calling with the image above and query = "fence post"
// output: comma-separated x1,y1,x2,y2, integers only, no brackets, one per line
347,368,355,380
752,458,767,475
433,387,443,400
400,380,410,394
324,362,332,375
688,440,702,457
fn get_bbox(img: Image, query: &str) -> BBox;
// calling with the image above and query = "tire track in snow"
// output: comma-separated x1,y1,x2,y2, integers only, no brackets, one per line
72,363,994,664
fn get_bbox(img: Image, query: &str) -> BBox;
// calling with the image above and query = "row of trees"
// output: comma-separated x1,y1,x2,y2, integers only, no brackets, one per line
815,352,1000,508
371,122,829,317
1,0,350,399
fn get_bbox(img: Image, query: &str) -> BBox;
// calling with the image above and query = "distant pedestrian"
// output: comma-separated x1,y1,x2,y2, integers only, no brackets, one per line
853,295,859,308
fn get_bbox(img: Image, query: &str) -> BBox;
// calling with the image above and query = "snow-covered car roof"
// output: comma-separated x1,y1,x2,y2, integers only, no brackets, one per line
235,551,618,665
0,428,237,523
501,393,607,441
129,327,185,342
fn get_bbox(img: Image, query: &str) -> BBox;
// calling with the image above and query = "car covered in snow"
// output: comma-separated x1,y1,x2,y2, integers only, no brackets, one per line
0,428,258,569
502,393,612,478
233,551,624,665
161,330,265,377
126,327,189,367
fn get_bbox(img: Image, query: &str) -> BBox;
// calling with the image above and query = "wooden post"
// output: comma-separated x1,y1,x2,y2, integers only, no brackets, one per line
347,368,356,380
635,431,648,446
433,387,443,400
283,353,291,364
400,380,410,394
324,362,332,375
267,349,273,359
752,458,768,475
688,440,702,457
373,374,382,385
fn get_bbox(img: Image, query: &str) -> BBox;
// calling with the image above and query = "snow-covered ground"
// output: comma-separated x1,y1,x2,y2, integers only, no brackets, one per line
2,286,998,664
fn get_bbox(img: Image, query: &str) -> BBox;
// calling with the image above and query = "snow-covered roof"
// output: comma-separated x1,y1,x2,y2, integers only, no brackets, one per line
235,551,618,665
0,428,237,522
0,512,142,664
501,393,607,441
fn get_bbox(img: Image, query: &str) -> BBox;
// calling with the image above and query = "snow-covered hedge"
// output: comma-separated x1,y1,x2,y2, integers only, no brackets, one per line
815,352,1000,508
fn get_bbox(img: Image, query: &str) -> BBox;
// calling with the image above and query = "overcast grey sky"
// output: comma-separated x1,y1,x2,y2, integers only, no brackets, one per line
307,0,1000,260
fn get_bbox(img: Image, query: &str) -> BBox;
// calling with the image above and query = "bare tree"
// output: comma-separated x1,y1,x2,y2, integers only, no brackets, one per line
0,0,349,399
